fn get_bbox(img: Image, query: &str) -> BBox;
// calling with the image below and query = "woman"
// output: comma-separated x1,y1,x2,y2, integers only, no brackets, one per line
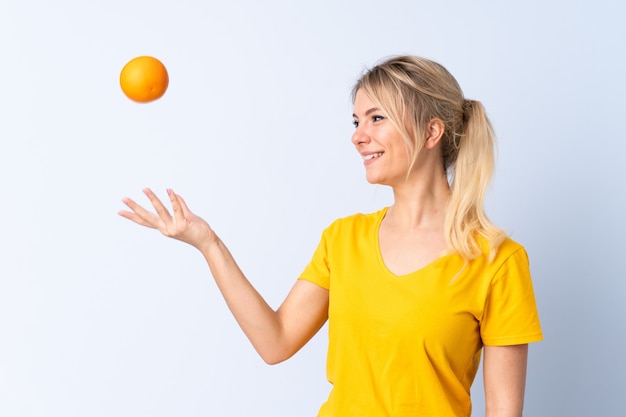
119,55,542,417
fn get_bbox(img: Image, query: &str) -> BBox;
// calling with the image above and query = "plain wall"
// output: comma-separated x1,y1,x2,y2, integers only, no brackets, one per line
1,1,624,416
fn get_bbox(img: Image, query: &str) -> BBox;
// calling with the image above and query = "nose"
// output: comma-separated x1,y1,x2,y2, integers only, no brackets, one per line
351,126,371,146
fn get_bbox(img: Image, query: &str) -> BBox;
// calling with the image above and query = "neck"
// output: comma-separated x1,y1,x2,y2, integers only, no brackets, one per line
387,170,450,230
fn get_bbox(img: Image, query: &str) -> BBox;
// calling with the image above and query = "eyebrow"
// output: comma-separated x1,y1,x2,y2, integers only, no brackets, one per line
352,107,381,119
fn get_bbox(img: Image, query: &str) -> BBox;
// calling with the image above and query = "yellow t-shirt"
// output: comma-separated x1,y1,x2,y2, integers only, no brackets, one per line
299,208,543,417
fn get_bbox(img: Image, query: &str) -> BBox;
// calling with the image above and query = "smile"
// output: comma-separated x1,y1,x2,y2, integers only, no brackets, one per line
363,152,384,161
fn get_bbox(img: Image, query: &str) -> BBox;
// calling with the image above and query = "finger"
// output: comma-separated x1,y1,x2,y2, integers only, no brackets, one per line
118,209,157,228
143,188,172,223
121,197,156,220
120,197,160,226
176,194,193,218
167,188,186,223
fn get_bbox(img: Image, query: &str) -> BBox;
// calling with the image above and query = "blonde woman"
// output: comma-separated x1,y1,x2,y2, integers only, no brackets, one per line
119,55,542,417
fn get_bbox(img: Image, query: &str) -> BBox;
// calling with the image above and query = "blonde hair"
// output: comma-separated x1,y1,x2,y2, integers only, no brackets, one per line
352,55,506,261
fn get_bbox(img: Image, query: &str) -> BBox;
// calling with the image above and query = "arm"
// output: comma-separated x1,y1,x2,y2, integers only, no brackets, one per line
483,344,528,417
119,188,328,364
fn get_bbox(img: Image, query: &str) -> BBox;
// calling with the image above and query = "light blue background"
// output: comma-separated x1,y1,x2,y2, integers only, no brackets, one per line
1,1,624,416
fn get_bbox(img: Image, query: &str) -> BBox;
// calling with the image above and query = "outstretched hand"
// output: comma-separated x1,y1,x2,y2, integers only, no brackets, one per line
118,188,217,253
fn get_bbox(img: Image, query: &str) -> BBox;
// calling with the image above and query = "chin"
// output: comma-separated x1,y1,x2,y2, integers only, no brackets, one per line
365,174,385,185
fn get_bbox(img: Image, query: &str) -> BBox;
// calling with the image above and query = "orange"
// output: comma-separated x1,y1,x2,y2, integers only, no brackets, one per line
119,56,169,103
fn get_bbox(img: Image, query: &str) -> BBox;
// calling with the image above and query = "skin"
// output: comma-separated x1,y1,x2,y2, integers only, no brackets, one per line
119,88,529,416
484,344,528,417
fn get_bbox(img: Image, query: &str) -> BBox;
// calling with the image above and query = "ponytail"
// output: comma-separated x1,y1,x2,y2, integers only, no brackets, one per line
445,99,506,261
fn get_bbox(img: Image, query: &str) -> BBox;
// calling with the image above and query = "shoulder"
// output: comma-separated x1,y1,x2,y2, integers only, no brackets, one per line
493,237,526,260
468,235,530,277
324,207,388,235
481,237,532,283
474,234,526,261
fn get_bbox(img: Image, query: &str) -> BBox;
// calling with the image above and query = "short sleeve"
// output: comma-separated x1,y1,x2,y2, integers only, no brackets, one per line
480,248,543,346
298,228,331,290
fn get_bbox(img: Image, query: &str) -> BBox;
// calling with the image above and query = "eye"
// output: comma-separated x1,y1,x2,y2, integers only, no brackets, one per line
372,115,385,122
352,120,359,128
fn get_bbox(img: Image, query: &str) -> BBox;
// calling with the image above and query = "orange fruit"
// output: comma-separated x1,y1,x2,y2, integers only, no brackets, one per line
119,56,169,103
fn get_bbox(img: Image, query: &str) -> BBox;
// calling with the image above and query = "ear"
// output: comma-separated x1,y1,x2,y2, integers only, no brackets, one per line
424,118,445,150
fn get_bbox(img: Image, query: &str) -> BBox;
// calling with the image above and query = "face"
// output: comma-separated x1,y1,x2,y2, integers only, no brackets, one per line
352,89,411,186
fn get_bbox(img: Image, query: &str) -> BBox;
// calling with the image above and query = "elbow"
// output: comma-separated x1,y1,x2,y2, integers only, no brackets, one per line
258,347,295,365
262,355,287,366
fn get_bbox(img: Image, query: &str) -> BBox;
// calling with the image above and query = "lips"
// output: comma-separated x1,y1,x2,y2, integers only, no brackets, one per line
363,152,384,161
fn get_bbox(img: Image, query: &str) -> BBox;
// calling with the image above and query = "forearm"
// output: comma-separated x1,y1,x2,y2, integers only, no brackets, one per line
201,237,287,363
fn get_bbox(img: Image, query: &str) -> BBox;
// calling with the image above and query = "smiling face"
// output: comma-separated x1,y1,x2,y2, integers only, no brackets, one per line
352,89,412,186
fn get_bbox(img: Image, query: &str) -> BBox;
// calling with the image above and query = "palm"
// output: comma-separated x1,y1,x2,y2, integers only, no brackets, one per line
119,188,217,252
